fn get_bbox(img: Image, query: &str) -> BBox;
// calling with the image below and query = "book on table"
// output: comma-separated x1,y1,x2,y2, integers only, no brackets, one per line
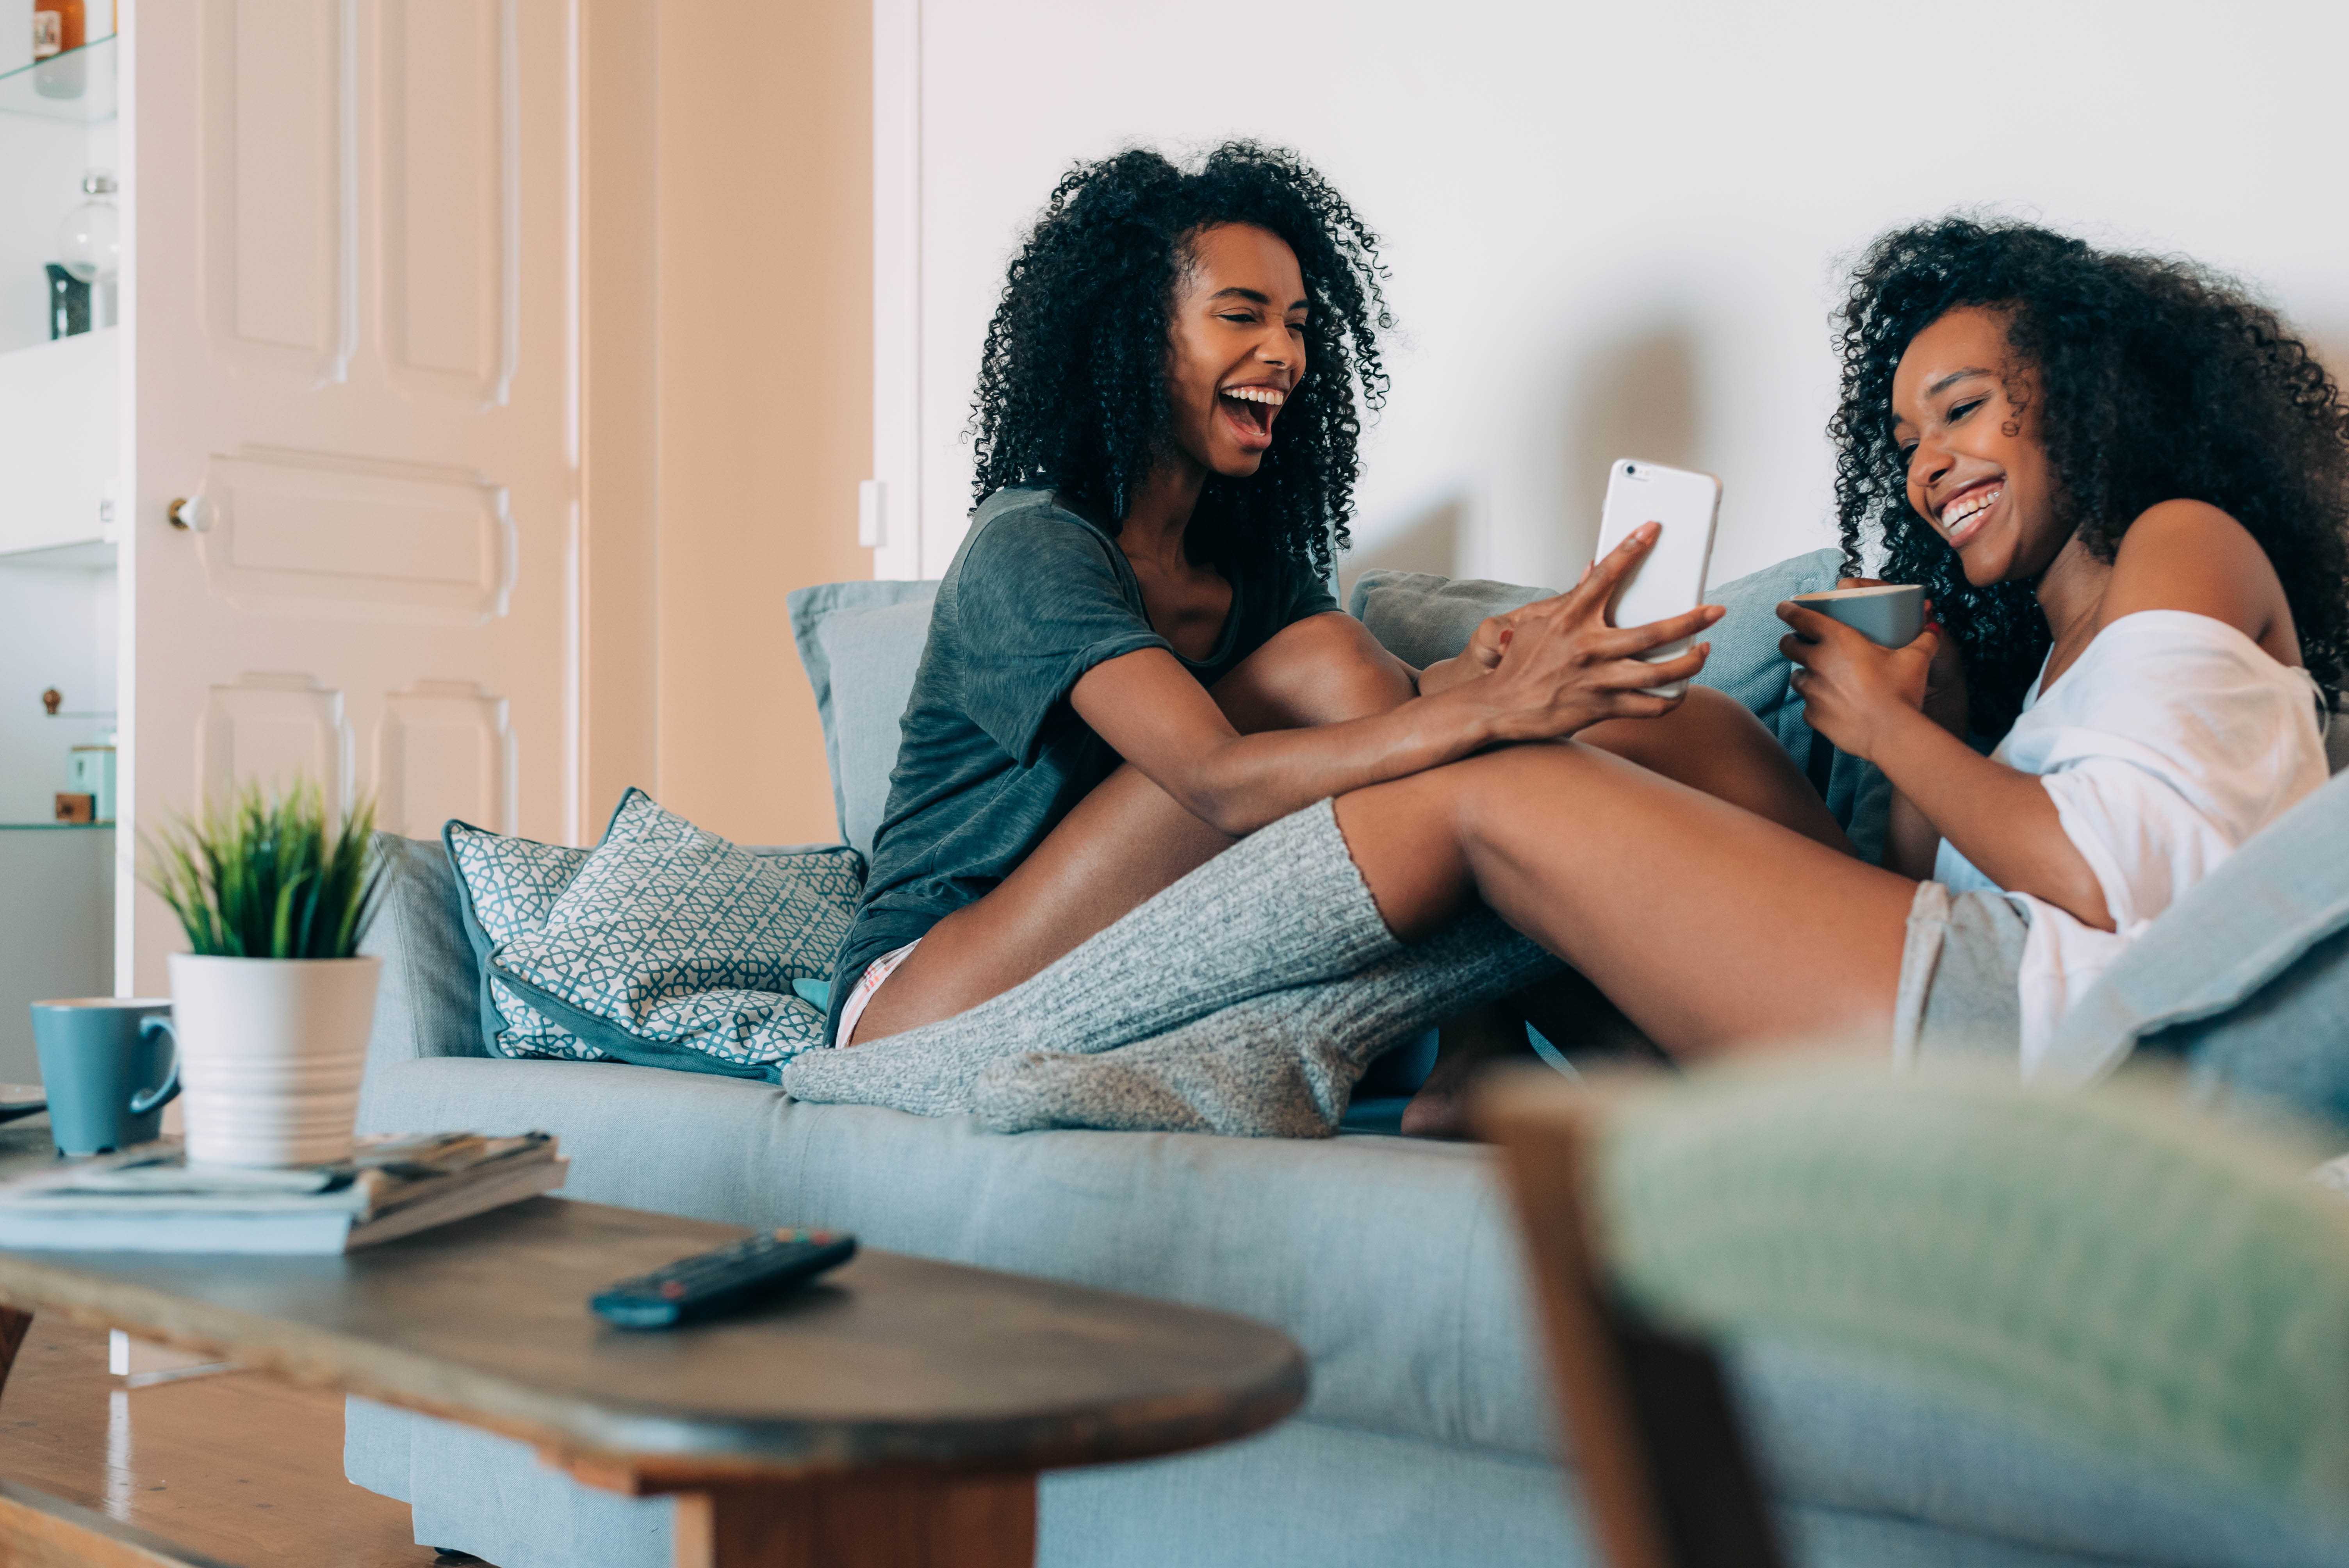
0,1132,566,1254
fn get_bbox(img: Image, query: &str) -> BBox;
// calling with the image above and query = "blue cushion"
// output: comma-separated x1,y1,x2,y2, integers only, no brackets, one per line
785,579,940,857
360,832,487,1070
1349,550,1890,858
485,790,865,1080
2054,770,2349,1131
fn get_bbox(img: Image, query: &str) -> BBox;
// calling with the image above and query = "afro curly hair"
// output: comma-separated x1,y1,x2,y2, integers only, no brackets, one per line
1830,217,2349,736
966,142,1390,581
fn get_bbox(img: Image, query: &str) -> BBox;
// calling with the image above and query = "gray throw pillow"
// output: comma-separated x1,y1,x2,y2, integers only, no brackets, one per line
486,790,865,1080
786,579,940,857
2055,770,2349,1134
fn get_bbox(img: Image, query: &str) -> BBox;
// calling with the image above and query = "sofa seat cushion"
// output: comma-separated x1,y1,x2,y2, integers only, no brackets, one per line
361,1055,1548,1455
360,1055,2349,1568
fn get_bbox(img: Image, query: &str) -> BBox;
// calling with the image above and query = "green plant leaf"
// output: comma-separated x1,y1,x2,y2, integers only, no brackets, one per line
137,779,387,959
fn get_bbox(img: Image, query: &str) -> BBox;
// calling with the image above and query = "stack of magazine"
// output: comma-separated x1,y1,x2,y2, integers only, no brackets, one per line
0,1133,566,1254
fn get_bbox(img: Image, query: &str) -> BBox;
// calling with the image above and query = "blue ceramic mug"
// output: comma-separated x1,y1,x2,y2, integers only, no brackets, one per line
29,998,180,1156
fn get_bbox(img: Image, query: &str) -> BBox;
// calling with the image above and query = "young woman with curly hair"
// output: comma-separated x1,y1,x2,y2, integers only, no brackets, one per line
790,213,2338,1134
827,143,1820,1049
1312,217,2343,1092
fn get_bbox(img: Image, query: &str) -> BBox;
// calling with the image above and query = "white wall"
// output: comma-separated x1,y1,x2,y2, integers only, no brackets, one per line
880,0,2349,597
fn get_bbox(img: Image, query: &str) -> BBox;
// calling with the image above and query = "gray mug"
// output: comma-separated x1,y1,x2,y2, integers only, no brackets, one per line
29,998,180,1157
1789,584,1927,648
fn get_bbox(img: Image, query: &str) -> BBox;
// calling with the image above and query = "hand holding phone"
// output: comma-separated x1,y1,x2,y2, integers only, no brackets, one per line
1590,459,1722,699
1467,522,1723,743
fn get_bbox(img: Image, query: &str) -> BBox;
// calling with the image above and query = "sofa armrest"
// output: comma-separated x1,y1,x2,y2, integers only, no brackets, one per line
361,833,487,1073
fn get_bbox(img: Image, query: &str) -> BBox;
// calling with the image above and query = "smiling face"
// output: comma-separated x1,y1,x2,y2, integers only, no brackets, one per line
1161,222,1308,481
1890,306,2067,587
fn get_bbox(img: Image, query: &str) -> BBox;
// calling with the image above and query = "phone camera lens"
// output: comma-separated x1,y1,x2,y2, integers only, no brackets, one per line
1624,463,1636,474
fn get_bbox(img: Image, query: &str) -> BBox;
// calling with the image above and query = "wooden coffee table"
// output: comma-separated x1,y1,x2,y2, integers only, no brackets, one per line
0,1121,1307,1567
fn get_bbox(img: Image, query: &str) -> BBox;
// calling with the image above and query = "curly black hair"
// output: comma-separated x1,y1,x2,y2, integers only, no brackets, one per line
1830,216,2349,736
967,142,1391,580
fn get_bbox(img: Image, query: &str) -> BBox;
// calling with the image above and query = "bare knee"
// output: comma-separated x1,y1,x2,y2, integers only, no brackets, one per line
1215,613,1416,731
1583,684,1767,772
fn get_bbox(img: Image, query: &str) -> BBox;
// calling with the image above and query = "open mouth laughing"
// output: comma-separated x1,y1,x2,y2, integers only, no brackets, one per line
1218,383,1285,450
1937,478,2003,550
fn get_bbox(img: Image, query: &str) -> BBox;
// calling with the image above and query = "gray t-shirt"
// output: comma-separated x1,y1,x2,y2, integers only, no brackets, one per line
826,485,1339,1040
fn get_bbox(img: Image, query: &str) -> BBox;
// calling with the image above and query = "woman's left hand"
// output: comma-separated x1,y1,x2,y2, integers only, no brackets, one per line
1776,602,1941,761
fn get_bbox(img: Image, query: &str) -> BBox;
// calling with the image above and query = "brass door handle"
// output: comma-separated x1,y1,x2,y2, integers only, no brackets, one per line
168,495,212,532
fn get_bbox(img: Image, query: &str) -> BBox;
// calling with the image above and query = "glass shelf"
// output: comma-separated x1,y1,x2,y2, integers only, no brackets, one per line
0,32,116,123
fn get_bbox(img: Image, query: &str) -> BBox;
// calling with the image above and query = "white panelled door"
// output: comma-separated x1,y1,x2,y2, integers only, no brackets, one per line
121,0,574,992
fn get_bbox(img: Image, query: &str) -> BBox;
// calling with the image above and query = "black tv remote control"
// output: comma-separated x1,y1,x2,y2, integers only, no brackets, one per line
590,1228,857,1329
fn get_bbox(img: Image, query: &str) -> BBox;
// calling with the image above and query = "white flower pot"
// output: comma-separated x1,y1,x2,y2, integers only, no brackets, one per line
165,953,381,1167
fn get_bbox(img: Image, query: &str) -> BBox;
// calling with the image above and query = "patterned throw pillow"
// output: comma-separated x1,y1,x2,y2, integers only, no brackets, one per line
487,789,864,1079
442,821,603,1062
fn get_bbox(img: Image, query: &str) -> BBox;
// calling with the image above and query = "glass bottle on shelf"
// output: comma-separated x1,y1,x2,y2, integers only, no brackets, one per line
56,172,117,328
31,0,83,59
33,0,85,97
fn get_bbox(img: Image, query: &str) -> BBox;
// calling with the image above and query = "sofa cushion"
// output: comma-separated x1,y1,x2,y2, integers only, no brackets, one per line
362,1054,1549,1454
1349,549,1892,859
358,1055,2349,1568
486,791,863,1080
360,832,486,1076
2053,770,2349,1130
443,820,601,1063
786,579,941,857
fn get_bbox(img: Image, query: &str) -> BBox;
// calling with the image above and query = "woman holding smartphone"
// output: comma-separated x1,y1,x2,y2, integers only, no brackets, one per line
1325,219,2341,1080
825,142,1834,1053
795,217,2342,1135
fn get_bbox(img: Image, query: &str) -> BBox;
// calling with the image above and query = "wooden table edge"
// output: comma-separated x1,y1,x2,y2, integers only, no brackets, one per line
0,1260,1308,1486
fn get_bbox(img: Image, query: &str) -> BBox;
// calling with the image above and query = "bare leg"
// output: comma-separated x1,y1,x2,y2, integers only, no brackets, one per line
1337,743,1915,1061
1397,686,1852,1131
851,615,1416,1042
1576,686,1852,855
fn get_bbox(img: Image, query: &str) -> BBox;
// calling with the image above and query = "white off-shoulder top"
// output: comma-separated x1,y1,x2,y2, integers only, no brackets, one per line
1933,610,2329,1074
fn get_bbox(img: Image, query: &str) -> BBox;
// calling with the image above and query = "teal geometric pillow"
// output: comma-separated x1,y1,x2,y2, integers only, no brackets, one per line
441,820,604,1062
487,789,864,1080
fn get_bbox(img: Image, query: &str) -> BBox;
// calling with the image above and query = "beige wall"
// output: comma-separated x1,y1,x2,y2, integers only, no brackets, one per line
656,0,873,845
585,0,872,846
579,0,661,842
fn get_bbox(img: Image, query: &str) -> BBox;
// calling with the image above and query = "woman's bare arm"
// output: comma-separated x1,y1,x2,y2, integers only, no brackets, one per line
1865,711,2110,925
1781,609,2112,927
1073,526,1725,837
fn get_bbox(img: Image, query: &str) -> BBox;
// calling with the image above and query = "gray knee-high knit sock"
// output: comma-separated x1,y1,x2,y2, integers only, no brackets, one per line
966,909,1561,1137
778,799,1402,1116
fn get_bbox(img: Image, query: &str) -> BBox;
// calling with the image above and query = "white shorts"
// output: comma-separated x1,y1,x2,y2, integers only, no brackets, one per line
834,940,920,1046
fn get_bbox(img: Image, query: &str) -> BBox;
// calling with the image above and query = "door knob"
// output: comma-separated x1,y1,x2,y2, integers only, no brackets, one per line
168,495,212,532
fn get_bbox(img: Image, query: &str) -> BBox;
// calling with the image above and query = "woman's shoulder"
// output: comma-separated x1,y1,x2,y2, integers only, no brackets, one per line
958,485,1123,573
2100,500,2290,651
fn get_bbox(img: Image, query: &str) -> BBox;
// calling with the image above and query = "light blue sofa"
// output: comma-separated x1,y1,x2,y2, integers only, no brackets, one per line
344,554,2349,1568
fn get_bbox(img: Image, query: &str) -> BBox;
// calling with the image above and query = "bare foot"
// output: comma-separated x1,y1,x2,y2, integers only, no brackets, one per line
1401,1002,1533,1139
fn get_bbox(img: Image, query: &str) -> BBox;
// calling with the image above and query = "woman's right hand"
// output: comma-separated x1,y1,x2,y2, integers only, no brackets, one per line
1837,574,1969,734
1461,523,1724,743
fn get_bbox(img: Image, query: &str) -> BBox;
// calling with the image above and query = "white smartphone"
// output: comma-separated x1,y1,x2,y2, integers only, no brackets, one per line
1591,457,1722,699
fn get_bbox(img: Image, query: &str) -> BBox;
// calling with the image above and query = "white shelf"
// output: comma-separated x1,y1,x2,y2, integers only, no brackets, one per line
0,33,116,124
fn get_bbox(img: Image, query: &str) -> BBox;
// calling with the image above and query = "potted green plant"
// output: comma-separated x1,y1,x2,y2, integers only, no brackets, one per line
142,782,387,1167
